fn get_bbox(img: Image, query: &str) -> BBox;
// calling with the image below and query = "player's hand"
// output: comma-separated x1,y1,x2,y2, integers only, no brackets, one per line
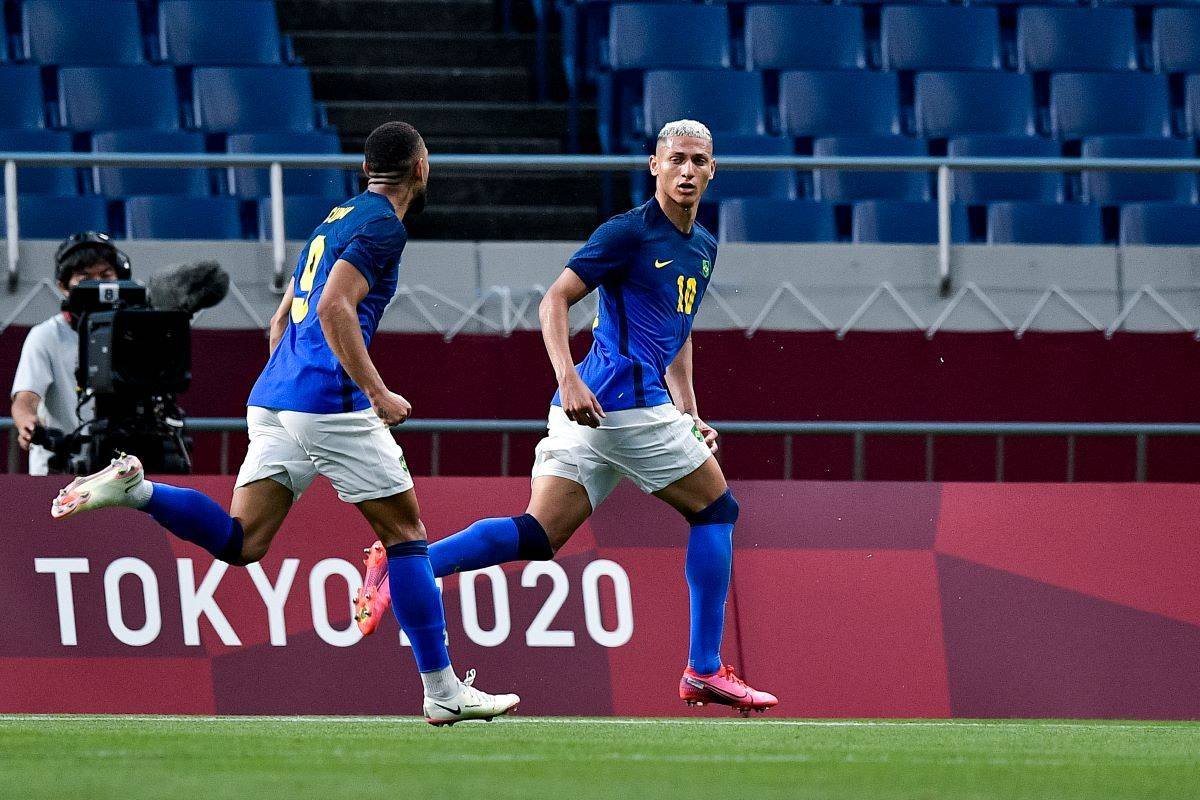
695,417,719,454
559,374,606,428
371,390,412,427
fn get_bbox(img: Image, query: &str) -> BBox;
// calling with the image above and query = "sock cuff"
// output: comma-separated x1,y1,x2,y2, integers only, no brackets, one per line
386,540,429,560
685,489,740,526
513,513,554,561
215,519,245,565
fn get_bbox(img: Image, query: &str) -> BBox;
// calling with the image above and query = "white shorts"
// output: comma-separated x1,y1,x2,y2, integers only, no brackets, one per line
235,406,414,503
531,403,712,509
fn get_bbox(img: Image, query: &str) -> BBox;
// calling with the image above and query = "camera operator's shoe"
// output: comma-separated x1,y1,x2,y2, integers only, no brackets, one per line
51,454,146,520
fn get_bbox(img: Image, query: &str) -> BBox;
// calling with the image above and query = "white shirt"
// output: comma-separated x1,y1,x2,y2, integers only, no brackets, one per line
10,314,94,475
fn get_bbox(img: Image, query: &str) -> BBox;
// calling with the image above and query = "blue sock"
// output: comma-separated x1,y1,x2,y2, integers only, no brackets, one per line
428,514,552,578
387,540,451,673
684,490,741,676
142,483,244,564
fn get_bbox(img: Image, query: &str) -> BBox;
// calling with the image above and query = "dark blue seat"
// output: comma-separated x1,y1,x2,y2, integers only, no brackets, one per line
1017,8,1137,72
192,67,316,132
852,200,968,244
607,4,729,70
744,6,865,71
0,12,7,63
125,196,246,239
987,202,1103,245
257,195,341,241
22,0,144,65
58,66,181,131
641,70,765,139
947,135,1062,203
703,134,797,203
159,0,283,65
719,199,837,243
881,7,1001,71
1080,136,1196,204
1184,74,1200,137
1120,203,1200,245
1153,9,1200,73
914,72,1036,137
813,136,929,202
226,131,347,198
1050,73,1171,139
91,130,209,197
779,71,900,138
0,130,77,195
0,65,47,129
6,196,109,239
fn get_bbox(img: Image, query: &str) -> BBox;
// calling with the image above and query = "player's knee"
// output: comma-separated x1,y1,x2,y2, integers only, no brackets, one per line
226,540,268,567
684,489,740,526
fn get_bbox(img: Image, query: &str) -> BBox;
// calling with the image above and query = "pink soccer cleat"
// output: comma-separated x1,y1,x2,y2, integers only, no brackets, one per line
354,541,392,635
50,453,145,520
680,664,779,716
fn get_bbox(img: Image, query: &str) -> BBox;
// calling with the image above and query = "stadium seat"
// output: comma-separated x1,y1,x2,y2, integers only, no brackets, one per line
852,200,968,244
702,134,798,203
743,6,866,71
0,12,7,63
607,4,729,70
718,199,837,243
1050,73,1171,139
58,66,181,131
1080,137,1196,204
125,196,246,239
1120,203,1200,245
987,202,1103,245
813,136,929,202
257,195,340,241
192,67,317,132
914,72,1036,138
5,196,109,239
22,0,144,65
779,71,900,138
881,7,1001,71
1184,75,1200,138
226,132,348,198
91,130,209,197
0,65,47,129
159,0,284,65
1017,8,1137,73
947,135,1062,203
641,70,765,139
1152,9,1200,73
0,130,78,195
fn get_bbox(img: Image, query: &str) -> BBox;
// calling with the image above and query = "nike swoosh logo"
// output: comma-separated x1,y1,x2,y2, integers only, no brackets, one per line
434,702,461,715
687,677,749,701
654,259,673,269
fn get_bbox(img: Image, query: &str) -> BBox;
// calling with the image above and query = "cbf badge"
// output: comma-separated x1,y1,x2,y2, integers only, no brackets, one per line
701,259,711,278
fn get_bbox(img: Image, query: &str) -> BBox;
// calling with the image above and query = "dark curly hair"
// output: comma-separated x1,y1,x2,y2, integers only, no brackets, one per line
364,121,425,186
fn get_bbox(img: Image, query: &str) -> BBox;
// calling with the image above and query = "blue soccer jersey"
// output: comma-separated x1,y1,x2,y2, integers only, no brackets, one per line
553,199,718,412
248,191,406,414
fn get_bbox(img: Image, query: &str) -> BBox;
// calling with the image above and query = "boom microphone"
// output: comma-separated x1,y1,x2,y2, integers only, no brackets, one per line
147,261,230,315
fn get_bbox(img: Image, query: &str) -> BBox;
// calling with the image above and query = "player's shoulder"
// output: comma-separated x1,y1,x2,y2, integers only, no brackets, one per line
347,194,408,243
692,219,718,252
592,200,655,244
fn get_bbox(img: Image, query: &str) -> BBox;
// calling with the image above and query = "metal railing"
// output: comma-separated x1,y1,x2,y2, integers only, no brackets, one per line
5,417,1199,482
5,152,1200,294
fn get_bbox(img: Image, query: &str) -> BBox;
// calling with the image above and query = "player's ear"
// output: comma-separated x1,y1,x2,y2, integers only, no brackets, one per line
361,159,369,178
648,153,659,176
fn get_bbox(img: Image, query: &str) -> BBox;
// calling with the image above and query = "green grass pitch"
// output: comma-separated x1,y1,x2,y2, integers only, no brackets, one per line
2,716,1197,799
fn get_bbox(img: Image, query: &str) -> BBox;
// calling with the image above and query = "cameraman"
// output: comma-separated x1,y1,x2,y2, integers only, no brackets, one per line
9,232,129,474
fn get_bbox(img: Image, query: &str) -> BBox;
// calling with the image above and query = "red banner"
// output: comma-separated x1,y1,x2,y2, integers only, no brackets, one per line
3,477,1199,718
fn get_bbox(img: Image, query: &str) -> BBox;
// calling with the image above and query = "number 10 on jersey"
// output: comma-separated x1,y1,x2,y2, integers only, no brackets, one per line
676,275,698,315
290,235,327,324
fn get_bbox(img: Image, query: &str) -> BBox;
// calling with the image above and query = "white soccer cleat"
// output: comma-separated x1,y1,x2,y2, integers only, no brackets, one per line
50,453,146,520
423,669,520,726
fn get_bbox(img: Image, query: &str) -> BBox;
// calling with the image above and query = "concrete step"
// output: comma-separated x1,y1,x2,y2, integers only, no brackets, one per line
290,31,547,69
326,100,593,140
311,66,532,103
278,0,495,33
404,204,600,240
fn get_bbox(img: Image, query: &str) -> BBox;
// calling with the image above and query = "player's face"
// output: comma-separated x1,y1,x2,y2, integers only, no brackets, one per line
650,137,716,209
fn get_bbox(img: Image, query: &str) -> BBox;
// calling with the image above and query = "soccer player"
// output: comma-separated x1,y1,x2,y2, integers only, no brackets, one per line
357,120,777,715
49,121,519,726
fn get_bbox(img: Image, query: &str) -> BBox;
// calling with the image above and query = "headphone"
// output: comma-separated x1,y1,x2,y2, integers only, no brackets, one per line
54,231,131,285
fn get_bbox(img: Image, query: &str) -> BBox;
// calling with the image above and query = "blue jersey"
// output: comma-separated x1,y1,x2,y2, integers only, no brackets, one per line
553,199,718,412
248,191,406,414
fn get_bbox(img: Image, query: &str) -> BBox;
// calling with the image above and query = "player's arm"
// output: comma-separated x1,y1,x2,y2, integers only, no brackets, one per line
539,268,605,428
665,335,718,453
267,282,295,356
10,390,42,451
316,260,411,426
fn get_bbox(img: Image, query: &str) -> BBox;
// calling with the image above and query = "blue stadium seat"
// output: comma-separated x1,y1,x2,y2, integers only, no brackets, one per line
58,66,181,131
881,7,1001,71
125,196,246,239
91,131,209,197
1153,9,1200,73
5,196,109,239
226,131,347,198
607,4,729,70
703,134,797,203
744,6,865,71
1120,203,1200,245
1185,75,1200,138
813,136,929,202
987,202,1103,245
0,130,78,195
159,0,284,65
641,70,765,139
1080,136,1196,204
779,71,900,138
719,199,837,243
0,65,47,129
1050,73,1171,139
852,200,968,244
947,135,1062,203
192,67,317,132
914,72,1036,138
1017,8,1137,73
257,196,340,241
0,12,7,63
22,0,144,65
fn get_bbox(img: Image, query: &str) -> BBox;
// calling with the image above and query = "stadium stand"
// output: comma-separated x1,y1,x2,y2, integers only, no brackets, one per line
987,202,1104,245
1151,8,1200,73
606,4,729,71
743,5,866,71
718,199,837,244
1016,7,1138,73
1079,137,1196,205
1048,73,1171,139
913,72,1036,137
225,131,347,198
21,0,145,65
58,66,181,131
1120,204,1200,245
813,136,929,202
880,7,1002,72
257,195,340,241
0,130,78,195
5,196,109,238
91,130,209,197
124,195,245,239
852,200,968,244
191,66,318,132
0,65,48,129
946,136,1062,203
158,0,286,65
779,71,901,138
